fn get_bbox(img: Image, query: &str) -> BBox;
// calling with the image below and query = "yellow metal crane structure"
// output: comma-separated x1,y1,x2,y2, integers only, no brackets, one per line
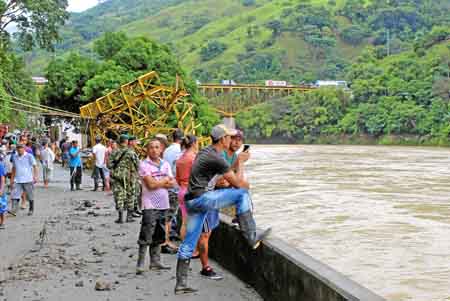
80,71,204,147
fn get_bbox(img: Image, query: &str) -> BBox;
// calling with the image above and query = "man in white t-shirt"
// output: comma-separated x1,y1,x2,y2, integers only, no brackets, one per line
92,137,107,191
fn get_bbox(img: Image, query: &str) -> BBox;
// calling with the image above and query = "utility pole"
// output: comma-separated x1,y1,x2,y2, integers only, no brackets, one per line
386,29,390,57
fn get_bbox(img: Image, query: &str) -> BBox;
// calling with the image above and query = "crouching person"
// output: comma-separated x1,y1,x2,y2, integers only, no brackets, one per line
136,138,176,274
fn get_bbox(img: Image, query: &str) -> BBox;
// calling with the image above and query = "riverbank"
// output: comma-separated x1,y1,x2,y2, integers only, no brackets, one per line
0,166,260,301
245,134,450,147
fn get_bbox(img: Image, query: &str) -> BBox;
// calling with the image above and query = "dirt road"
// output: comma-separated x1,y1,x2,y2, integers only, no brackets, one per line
0,167,260,301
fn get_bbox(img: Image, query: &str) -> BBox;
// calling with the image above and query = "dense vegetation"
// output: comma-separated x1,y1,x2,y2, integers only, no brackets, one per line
41,32,219,135
0,0,68,126
237,28,450,145
24,0,450,84
6,0,450,145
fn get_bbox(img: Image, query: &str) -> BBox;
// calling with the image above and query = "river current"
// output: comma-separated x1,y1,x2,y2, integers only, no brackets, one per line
247,145,450,301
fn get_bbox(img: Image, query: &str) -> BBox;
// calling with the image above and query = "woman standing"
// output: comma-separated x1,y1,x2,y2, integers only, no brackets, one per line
175,135,198,240
40,141,55,188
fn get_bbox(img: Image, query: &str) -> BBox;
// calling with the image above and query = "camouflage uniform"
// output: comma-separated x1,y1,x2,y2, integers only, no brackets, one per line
108,146,139,211
128,148,141,210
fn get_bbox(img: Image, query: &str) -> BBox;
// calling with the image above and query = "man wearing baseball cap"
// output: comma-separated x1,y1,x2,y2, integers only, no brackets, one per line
174,124,271,294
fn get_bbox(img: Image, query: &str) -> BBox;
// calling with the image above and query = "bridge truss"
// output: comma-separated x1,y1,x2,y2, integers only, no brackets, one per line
199,84,314,117
80,71,204,147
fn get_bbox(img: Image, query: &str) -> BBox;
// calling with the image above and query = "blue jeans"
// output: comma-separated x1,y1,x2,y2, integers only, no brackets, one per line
177,188,251,259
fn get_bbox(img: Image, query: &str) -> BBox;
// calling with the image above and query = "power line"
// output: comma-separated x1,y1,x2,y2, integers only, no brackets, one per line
9,94,80,117
1,76,81,117
8,99,78,118
0,95,81,118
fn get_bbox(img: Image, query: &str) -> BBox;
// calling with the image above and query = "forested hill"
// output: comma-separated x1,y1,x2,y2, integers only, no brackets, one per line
25,0,450,83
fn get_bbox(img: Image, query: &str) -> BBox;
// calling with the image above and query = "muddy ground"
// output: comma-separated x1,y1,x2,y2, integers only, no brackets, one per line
0,167,261,301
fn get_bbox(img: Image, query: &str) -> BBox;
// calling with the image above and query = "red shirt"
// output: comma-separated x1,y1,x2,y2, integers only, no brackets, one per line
176,151,196,188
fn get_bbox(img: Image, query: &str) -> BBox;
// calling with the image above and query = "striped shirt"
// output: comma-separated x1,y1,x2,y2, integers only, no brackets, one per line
139,157,173,210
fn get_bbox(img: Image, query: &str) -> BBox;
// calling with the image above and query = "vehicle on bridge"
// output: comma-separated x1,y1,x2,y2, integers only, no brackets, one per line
265,80,287,87
221,79,236,85
314,80,348,89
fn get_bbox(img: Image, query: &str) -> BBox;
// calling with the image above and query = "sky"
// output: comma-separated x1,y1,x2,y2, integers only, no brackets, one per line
68,0,100,12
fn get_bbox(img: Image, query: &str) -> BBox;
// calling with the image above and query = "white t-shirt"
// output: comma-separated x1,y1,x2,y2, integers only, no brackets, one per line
40,148,55,170
92,143,107,168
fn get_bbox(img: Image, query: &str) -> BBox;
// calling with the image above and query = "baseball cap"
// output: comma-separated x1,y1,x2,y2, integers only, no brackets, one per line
211,124,237,140
16,143,25,149
128,135,136,141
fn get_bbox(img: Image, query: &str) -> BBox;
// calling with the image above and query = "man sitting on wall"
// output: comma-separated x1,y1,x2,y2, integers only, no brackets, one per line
174,124,271,294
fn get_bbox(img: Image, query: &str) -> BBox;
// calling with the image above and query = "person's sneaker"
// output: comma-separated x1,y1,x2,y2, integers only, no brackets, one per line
161,244,178,254
200,266,223,280
131,211,141,218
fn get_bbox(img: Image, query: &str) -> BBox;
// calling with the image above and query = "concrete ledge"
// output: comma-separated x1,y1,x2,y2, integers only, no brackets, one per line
209,215,386,301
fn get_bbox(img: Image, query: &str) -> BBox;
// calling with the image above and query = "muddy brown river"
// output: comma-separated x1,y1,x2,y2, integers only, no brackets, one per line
247,145,450,301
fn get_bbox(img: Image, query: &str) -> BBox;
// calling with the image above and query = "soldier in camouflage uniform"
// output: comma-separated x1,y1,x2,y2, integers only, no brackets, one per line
108,134,139,223
128,136,142,218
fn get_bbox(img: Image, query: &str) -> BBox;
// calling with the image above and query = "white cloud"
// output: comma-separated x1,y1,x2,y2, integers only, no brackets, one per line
68,0,100,12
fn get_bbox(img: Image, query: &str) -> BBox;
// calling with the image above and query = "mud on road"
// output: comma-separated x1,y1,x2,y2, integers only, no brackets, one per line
0,167,260,301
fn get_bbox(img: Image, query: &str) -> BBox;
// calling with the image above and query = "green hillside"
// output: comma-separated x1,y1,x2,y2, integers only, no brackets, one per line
25,0,450,84
236,30,450,144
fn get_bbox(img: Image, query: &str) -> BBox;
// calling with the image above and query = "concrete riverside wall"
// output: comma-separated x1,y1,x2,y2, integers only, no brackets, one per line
209,215,386,301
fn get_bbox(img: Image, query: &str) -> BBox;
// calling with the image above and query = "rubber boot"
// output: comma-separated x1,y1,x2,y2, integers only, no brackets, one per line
115,210,124,224
126,210,135,223
70,184,74,191
174,259,197,295
136,245,147,275
28,200,34,216
237,211,271,249
131,206,141,218
76,184,81,190
150,245,171,270
92,182,98,192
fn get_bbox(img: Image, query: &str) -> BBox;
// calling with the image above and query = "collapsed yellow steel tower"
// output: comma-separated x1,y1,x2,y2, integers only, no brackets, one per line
80,71,203,146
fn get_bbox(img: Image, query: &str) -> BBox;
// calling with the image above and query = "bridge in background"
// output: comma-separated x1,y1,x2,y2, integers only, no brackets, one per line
198,83,315,117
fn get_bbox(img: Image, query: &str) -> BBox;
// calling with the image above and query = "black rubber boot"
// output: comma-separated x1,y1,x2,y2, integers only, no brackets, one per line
136,245,147,275
76,184,82,190
150,245,171,270
237,211,271,249
126,210,135,223
115,210,124,224
28,200,34,216
92,183,98,192
70,184,74,191
174,259,197,295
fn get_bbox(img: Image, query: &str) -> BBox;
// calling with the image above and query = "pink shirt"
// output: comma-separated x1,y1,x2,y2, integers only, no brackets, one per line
139,157,173,210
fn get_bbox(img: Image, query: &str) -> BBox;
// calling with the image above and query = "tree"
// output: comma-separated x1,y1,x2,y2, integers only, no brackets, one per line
266,20,282,37
340,26,368,45
200,41,227,61
0,0,69,50
42,52,99,112
0,49,37,126
93,31,128,60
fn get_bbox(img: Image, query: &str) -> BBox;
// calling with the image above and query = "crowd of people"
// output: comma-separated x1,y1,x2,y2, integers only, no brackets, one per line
0,133,56,228
0,123,271,294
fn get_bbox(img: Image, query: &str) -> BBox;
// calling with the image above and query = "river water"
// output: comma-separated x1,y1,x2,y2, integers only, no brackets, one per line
246,145,450,301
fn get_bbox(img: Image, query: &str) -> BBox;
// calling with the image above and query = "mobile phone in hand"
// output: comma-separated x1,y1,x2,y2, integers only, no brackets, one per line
243,144,250,152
